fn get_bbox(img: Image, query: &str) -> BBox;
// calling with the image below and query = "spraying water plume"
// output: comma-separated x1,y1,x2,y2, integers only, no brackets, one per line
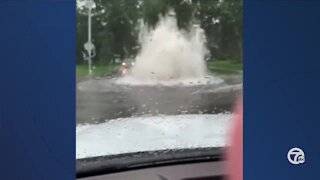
117,11,222,86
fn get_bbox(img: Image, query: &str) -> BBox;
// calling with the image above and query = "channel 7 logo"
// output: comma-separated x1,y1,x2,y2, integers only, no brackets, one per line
287,147,305,165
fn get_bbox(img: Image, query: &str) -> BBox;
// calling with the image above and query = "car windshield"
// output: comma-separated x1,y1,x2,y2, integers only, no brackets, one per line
76,0,243,160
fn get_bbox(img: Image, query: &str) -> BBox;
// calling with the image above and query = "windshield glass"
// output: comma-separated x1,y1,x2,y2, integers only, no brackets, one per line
76,0,243,160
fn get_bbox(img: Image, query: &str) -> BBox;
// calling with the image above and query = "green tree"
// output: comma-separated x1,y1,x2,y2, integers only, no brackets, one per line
76,0,243,64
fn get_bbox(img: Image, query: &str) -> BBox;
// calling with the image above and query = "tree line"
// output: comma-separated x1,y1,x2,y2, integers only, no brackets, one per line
77,0,242,65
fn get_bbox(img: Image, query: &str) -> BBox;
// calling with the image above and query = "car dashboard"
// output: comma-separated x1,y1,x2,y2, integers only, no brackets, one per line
77,148,226,180
79,161,225,180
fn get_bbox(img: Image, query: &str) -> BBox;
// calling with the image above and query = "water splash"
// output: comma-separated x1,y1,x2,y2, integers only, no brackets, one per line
117,12,222,86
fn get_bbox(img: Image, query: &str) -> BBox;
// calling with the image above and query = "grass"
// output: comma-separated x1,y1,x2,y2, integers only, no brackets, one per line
76,60,243,79
76,64,120,79
207,60,243,75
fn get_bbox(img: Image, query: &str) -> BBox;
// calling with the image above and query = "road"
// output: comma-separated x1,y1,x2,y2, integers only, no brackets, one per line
77,75,242,124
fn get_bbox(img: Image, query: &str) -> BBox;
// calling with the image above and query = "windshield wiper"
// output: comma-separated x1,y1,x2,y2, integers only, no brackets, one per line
77,147,224,178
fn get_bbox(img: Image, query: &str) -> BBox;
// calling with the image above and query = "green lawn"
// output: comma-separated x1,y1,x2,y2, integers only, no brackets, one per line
207,60,243,75
76,60,242,79
76,64,120,79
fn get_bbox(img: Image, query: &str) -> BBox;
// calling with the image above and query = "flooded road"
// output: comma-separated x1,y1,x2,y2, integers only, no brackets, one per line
77,75,242,124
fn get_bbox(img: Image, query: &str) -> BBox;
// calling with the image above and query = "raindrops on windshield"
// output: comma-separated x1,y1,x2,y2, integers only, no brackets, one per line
76,0,242,159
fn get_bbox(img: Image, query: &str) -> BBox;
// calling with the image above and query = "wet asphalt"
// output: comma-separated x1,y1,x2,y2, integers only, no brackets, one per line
76,75,242,124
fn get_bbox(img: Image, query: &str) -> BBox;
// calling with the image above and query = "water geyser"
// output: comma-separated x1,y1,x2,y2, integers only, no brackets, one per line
116,13,223,86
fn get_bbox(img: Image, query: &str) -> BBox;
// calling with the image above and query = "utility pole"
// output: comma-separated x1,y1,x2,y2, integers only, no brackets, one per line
83,0,96,76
